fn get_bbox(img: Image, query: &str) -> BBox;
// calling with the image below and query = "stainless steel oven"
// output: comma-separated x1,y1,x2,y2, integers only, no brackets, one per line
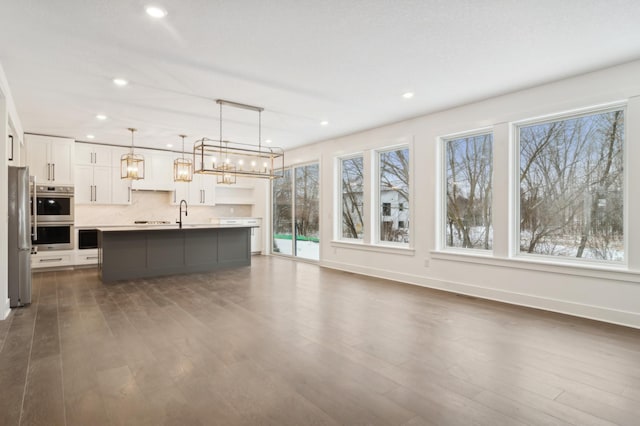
33,184,74,222
32,223,74,251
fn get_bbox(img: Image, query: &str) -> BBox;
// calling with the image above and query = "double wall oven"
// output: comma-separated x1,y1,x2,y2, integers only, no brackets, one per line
31,183,74,251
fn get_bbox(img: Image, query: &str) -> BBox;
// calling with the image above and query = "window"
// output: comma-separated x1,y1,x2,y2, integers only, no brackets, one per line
341,156,364,239
444,133,493,250
272,163,320,260
272,168,293,255
378,147,409,244
518,108,624,261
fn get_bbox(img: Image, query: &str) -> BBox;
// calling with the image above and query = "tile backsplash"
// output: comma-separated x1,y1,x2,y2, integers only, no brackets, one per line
75,191,252,226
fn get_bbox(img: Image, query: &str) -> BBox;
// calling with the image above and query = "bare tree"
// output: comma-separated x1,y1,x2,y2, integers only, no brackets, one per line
446,134,493,249
519,110,624,260
342,157,364,238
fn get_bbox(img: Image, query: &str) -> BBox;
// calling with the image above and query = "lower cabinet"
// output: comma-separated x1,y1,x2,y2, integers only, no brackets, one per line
75,249,99,265
31,251,75,269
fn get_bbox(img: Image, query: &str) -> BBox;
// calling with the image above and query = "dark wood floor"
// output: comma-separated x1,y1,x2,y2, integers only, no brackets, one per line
1,256,639,425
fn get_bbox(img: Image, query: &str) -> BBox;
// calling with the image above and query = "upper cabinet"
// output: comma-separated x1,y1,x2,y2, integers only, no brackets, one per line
130,149,174,191
75,143,112,167
26,134,75,185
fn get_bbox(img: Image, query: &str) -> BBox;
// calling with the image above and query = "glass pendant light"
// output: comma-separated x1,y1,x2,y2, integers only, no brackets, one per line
121,128,145,180
173,134,193,182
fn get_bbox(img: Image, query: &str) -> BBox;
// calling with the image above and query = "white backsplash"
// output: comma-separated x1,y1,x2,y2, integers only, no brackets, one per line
75,191,252,226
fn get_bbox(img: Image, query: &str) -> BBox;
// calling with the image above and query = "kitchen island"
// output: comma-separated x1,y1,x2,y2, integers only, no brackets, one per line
97,225,252,283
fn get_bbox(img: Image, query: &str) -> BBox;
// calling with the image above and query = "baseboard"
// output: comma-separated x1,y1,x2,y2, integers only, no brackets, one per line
321,260,640,330
2,298,10,320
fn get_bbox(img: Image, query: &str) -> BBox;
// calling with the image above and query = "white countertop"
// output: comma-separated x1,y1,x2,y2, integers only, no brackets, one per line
97,224,256,232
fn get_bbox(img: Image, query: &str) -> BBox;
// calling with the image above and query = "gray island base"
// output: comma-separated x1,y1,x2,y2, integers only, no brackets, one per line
98,225,252,283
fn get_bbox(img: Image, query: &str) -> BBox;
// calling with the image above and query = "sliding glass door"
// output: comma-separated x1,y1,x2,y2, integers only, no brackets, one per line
272,163,319,261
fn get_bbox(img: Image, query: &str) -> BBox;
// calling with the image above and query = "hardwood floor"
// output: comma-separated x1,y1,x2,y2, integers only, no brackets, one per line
1,255,639,425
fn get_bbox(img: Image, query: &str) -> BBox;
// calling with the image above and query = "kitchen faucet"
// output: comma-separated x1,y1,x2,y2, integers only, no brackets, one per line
177,199,188,228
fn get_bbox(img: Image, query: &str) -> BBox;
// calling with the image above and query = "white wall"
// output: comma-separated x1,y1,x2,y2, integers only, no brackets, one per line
284,60,640,328
1,62,24,320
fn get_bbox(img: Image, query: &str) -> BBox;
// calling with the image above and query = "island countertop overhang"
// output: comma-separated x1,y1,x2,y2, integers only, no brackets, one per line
96,224,256,232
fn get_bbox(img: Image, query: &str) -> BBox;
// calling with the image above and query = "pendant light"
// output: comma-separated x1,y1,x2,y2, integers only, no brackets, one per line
173,134,193,182
120,128,145,180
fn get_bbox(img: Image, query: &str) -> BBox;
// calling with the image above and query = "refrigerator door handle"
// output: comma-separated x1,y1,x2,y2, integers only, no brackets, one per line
32,175,37,241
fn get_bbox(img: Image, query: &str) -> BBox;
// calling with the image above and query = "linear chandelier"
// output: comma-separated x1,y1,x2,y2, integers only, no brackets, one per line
193,99,284,184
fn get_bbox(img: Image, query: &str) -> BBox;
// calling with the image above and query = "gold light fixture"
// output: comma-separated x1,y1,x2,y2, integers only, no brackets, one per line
193,99,284,183
121,128,145,180
173,134,193,182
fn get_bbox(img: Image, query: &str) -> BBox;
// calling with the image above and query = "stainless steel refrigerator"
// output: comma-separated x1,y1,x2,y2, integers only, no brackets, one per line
8,166,32,307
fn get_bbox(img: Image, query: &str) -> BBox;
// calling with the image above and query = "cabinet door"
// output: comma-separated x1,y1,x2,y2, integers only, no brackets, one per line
111,173,132,205
26,136,51,182
189,176,204,204
92,145,112,167
75,143,95,166
93,166,112,204
49,138,75,184
172,182,190,205
75,165,94,204
200,174,216,206
251,226,262,253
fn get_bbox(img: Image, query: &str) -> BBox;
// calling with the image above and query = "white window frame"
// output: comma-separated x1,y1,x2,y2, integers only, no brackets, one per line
374,143,412,247
513,103,627,266
440,129,494,253
336,153,365,242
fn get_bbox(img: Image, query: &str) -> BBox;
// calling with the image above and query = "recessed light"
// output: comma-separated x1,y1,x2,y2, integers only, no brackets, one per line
86,134,95,139
402,92,414,99
320,121,329,126
96,114,107,120
113,78,128,87
146,5,167,18
265,139,272,144
166,143,173,148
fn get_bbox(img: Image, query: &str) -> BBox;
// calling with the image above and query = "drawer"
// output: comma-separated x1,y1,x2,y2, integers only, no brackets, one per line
75,249,99,265
32,252,74,269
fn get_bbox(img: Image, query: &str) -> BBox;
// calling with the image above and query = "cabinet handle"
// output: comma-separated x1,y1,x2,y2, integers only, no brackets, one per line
40,258,63,262
94,185,97,202
52,163,55,181
127,186,131,203
8,135,13,161
47,163,51,180
201,189,204,203
85,256,98,260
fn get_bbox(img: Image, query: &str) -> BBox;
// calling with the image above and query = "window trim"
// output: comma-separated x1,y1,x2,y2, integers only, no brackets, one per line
440,129,495,253
374,143,412,247
512,103,628,266
336,153,365,242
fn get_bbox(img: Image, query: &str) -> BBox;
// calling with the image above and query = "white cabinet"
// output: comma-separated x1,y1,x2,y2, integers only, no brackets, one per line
75,165,112,204
75,249,99,266
26,134,75,184
7,131,22,165
246,218,262,253
171,174,215,205
76,143,112,167
131,149,174,191
31,250,74,269
215,178,255,204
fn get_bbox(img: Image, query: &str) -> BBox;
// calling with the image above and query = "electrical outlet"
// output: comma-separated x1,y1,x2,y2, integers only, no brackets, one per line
230,207,234,214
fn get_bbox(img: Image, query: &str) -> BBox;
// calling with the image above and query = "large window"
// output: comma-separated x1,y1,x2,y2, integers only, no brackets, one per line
518,108,624,261
272,163,320,260
272,168,293,255
445,133,493,250
341,156,364,239
378,147,410,244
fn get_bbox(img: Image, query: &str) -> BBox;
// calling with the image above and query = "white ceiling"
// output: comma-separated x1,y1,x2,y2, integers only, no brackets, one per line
1,0,639,151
